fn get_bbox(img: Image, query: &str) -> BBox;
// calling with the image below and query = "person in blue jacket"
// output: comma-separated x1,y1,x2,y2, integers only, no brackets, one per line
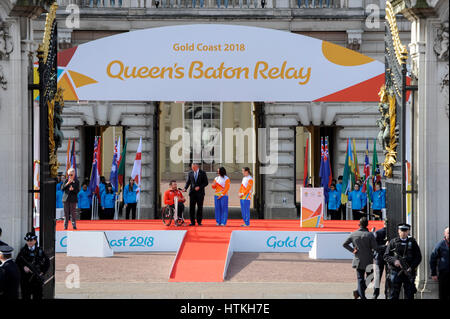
327,184,341,220
77,183,92,220
371,181,386,220
336,175,345,220
124,178,138,220
430,227,449,300
101,183,116,220
98,176,106,218
55,173,64,220
348,182,367,220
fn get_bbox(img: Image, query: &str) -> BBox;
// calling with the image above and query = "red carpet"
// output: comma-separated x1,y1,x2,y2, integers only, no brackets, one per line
54,219,384,282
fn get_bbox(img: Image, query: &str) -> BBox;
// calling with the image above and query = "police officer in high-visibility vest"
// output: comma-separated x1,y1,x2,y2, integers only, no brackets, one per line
384,223,422,299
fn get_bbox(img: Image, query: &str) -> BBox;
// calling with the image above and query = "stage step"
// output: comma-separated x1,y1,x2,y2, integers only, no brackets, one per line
169,224,233,282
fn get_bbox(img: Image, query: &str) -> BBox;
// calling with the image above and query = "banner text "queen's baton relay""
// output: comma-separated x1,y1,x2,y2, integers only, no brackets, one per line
106,60,312,85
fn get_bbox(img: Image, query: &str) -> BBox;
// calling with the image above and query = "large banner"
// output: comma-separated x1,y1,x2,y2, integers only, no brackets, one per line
55,24,384,102
300,187,325,228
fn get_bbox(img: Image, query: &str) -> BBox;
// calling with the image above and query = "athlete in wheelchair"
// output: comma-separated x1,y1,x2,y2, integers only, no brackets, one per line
162,180,186,226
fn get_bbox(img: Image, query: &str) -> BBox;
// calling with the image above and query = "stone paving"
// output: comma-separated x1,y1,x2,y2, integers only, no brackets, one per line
55,252,386,299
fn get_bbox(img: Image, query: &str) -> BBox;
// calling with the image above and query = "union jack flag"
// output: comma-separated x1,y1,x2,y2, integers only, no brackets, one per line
89,136,101,199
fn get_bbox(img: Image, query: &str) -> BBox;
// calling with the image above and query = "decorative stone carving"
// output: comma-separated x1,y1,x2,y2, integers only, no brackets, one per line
0,20,14,60
346,30,363,52
434,21,449,60
0,65,6,89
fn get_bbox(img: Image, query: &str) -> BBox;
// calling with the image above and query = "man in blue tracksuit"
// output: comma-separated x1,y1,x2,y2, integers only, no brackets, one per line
430,227,449,300
327,184,341,220
77,183,92,220
123,178,138,220
371,181,386,220
348,183,367,220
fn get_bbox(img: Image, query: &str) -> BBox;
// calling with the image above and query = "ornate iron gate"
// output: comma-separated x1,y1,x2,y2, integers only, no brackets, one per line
381,1,417,240
35,2,60,298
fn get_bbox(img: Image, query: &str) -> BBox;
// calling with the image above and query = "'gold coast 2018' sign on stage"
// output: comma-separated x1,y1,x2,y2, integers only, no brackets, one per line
55,24,384,102
106,60,312,85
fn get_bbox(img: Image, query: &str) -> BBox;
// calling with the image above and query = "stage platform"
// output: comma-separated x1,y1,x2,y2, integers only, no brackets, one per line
53,219,383,282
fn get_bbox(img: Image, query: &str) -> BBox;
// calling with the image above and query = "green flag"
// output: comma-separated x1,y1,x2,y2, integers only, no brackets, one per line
118,138,128,190
372,138,380,185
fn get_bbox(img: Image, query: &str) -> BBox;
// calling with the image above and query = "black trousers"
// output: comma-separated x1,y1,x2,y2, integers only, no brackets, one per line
80,208,92,220
389,270,417,299
102,208,115,220
338,204,346,220
353,210,364,220
372,209,382,220
328,210,338,220
356,268,373,299
20,280,43,300
126,203,137,220
439,271,450,300
189,194,204,225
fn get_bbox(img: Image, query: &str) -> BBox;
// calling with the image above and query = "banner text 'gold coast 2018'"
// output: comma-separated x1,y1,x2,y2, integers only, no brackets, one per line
106,60,311,85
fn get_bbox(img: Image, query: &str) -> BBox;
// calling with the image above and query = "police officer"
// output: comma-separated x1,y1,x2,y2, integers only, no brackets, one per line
0,245,20,299
384,223,422,299
15,232,50,300
372,219,389,299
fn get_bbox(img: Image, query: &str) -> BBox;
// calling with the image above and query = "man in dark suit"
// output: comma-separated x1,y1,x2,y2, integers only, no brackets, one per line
183,163,208,226
0,245,21,299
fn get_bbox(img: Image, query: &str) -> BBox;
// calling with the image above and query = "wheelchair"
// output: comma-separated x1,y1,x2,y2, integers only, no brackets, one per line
161,197,185,226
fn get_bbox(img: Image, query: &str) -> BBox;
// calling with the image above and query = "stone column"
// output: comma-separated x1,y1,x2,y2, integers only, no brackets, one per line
0,13,33,252
169,102,184,178
400,1,450,298
263,103,297,219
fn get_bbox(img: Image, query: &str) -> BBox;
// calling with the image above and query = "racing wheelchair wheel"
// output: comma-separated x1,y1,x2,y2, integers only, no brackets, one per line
162,205,174,226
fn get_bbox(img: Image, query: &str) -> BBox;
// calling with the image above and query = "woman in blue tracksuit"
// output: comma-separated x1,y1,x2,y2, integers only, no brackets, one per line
327,184,341,220
123,178,138,220
371,181,386,220
56,175,64,220
348,183,367,220
77,183,92,220
101,183,116,220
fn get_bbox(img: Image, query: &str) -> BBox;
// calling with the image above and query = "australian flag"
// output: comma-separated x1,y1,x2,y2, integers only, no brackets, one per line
110,138,119,192
319,137,331,203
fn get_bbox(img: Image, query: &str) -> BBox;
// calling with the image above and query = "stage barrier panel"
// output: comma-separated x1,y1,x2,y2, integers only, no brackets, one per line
308,232,353,260
67,231,114,257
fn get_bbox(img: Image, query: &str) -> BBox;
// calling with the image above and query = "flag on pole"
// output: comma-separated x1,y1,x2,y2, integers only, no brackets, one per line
65,138,71,178
319,137,331,203
325,136,332,187
131,137,142,202
362,139,371,195
89,137,101,199
70,139,77,179
303,137,309,187
118,138,128,190
341,139,351,204
352,139,360,182
372,139,381,186
110,138,119,191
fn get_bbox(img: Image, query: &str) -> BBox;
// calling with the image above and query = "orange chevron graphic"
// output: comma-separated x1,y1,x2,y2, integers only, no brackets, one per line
68,70,98,88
